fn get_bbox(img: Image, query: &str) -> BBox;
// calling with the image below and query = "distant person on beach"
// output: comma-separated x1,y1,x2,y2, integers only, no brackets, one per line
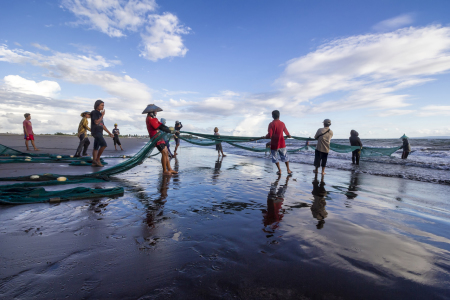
23,113,39,151
311,174,328,229
160,118,174,158
112,123,124,151
144,104,177,175
74,111,91,157
314,119,333,175
400,134,411,159
214,127,226,157
90,100,114,167
173,120,183,156
349,130,363,165
263,110,292,175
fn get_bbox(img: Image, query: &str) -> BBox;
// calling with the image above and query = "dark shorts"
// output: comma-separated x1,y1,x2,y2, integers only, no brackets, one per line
216,142,222,151
156,142,166,152
314,150,328,168
93,133,107,150
174,136,180,146
113,135,121,146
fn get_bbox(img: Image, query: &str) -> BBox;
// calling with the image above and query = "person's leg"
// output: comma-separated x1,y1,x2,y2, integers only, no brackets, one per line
75,134,85,156
313,150,320,173
356,150,360,165
404,152,409,159
321,152,328,175
161,151,168,174
92,150,98,163
82,138,90,156
25,139,30,151
118,139,123,150
275,162,282,174
31,140,39,150
279,148,291,174
352,150,356,164
96,146,106,166
114,137,117,150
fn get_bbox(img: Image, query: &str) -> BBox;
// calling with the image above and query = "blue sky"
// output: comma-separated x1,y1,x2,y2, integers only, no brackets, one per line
1,0,450,138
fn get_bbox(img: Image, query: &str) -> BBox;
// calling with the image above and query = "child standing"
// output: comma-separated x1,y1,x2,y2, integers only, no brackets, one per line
214,127,226,157
112,123,124,151
23,113,39,151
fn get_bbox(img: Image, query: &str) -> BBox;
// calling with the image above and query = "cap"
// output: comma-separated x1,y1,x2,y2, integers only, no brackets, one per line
80,111,90,117
114,123,118,126
142,104,163,114
323,119,331,125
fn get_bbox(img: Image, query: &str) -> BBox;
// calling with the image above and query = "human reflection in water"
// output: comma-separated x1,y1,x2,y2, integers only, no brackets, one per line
311,174,328,229
263,175,291,233
345,171,359,204
146,174,172,228
212,156,223,182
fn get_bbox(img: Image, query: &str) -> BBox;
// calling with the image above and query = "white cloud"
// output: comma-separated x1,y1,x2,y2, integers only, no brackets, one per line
417,105,450,117
275,25,450,115
14,42,21,47
0,44,151,103
62,0,189,61
373,14,414,32
61,0,157,37
4,75,61,97
140,13,190,61
31,43,50,51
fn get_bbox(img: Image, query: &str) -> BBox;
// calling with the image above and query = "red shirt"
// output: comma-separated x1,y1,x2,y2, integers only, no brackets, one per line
265,119,290,150
146,116,165,145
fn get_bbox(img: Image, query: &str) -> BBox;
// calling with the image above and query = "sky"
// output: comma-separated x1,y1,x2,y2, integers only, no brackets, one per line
1,0,450,138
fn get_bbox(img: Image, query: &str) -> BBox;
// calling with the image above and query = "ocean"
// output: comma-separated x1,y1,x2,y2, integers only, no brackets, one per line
189,138,450,185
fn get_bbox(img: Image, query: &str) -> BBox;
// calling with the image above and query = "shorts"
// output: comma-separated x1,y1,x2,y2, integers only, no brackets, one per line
174,136,180,146
156,142,166,152
271,148,289,163
93,133,107,150
113,135,121,146
314,150,328,168
216,142,222,151
24,134,34,141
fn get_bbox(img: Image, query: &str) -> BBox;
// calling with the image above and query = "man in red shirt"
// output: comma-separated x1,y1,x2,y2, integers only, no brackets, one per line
263,110,292,175
144,104,177,175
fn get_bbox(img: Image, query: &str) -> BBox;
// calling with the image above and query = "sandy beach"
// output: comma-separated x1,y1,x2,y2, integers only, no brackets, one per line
1,136,449,299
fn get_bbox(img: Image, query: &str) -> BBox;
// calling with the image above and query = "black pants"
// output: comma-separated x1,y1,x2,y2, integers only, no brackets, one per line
352,149,360,165
314,150,328,168
75,133,90,156
113,135,121,146
402,151,409,159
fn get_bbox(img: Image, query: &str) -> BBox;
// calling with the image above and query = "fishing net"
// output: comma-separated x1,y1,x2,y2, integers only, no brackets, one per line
0,186,124,204
360,146,402,157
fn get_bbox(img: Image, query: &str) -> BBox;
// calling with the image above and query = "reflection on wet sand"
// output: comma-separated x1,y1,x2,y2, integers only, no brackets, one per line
263,175,290,233
146,174,172,228
311,174,328,229
346,170,359,201
212,157,223,182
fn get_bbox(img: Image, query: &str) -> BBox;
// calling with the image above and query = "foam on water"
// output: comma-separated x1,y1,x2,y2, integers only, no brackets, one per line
186,138,450,185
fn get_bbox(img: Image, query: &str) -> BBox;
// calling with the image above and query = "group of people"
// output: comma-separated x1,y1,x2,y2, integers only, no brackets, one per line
21,101,413,175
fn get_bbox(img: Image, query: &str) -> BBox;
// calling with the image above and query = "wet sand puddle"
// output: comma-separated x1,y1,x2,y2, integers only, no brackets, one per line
1,146,450,299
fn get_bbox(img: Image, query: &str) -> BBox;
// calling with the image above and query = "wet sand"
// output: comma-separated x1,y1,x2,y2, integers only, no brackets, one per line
1,136,450,299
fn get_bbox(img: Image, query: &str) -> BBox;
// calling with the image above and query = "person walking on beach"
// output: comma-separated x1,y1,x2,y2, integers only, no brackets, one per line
263,110,292,175
144,104,177,175
160,118,174,158
173,120,183,156
74,111,91,157
90,100,114,167
23,113,39,151
214,127,226,157
112,123,124,151
400,134,411,159
349,130,363,165
314,119,333,175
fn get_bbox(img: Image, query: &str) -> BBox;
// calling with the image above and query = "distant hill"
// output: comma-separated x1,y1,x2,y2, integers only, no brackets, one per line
411,136,450,139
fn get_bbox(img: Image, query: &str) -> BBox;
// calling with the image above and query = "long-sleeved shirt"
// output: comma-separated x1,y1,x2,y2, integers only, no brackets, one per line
400,140,411,152
265,120,290,150
314,127,333,153
77,117,91,136
349,136,362,147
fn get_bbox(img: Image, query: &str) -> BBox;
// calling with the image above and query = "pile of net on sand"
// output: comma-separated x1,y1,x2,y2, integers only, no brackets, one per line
0,133,167,204
180,131,401,157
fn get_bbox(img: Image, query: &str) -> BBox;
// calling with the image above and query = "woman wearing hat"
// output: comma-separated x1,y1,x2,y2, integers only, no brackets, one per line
112,123,123,151
74,111,91,157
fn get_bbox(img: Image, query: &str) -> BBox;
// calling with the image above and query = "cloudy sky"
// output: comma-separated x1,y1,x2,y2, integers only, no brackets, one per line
1,0,450,138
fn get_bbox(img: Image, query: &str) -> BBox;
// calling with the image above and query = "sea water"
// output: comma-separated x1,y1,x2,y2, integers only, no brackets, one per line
189,138,450,185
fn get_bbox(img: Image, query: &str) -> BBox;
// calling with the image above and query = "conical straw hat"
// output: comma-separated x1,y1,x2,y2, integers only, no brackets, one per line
400,134,408,139
142,104,163,114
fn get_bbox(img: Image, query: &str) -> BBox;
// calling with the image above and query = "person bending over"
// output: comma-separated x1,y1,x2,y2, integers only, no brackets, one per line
400,135,411,159
74,111,91,157
90,100,114,167
214,127,226,157
263,110,292,175
112,123,124,151
173,120,183,156
23,113,39,151
349,130,362,165
144,105,177,175
314,119,333,175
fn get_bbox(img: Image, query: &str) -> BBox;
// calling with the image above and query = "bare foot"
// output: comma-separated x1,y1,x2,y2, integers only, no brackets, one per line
163,171,173,175
222,155,227,157
170,170,178,174
287,170,293,175
321,172,326,175
34,149,40,151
